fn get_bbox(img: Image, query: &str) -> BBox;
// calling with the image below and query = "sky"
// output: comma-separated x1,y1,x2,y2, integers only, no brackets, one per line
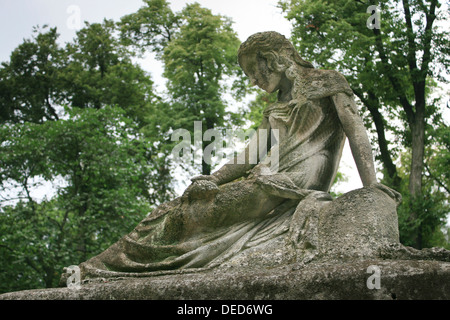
0,0,364,195
0,0,292,62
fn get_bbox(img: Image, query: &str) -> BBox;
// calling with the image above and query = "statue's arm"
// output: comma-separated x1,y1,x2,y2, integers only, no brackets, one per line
303,69,377,186
332,92,402,203
201,80,373,187
332,92,378,187
192,117,271,186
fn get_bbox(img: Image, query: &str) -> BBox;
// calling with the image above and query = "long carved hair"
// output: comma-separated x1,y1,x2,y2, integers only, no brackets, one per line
237,31,314,70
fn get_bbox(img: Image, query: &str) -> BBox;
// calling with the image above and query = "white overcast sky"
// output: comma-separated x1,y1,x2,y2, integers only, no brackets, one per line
0,0,366,193
0,0,292,62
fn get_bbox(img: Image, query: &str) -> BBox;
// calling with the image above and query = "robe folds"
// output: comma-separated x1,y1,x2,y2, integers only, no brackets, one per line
79,68,349,280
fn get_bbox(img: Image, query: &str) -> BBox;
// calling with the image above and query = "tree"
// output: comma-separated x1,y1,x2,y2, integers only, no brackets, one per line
425,121,450,194
163,4,244,175
119,0,245,175
0,22,174,201
0,21,176,292
0,106,155,292
280,0,449,248
396,127,450,248
0,26,65,123
0,21,158,129
62,19,156,128
119,0,180,56
62,20,174,202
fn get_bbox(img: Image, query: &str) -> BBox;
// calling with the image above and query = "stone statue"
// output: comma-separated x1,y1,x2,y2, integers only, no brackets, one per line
69,31,404,283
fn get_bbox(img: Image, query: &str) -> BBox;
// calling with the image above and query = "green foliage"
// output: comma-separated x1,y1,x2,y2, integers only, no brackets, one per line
119,0,180,56
62,20,156,127
0,106,156,292
425,122,450,193
119,0,246,175
162,4,243,171
386,118,449,249
0,26,65,123
280,0,450,249
0,19,176,293
395,150,449,249
397,193,449,249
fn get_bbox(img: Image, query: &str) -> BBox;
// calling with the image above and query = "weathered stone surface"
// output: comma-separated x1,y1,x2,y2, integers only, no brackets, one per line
1,259,449,300
3,185,449,300
317,186,400,260
73,30,389,281
213,186,402,270
2,31,448,301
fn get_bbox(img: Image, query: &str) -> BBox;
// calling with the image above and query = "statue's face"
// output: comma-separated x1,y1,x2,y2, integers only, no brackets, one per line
240,53,283,94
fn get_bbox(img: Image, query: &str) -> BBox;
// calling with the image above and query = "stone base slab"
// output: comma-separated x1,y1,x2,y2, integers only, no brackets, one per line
1,259,449,300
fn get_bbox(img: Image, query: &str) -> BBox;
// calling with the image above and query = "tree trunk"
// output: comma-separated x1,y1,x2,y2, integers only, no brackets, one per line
409,114,425,197
202,154,211,176
409,103,425,249
201,117,215,176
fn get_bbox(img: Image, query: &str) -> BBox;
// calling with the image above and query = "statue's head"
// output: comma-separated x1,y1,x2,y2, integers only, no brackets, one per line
238,31,313,93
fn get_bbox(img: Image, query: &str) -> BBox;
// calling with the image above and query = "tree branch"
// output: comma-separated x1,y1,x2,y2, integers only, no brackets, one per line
425,163,450,194
402,0,419,74
372,28,415,125
420,0,438,82
24,256,42,274
0,244,15,253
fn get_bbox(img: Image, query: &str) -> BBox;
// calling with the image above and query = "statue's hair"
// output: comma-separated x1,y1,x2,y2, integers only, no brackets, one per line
238,31,314,70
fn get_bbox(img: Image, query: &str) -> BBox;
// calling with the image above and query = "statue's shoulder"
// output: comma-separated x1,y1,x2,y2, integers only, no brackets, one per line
299,68,353,99
303,68,348,84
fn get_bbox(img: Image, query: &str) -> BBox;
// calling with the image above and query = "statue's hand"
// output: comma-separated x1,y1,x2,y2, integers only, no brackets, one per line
371,183,402,205
184,175,220,201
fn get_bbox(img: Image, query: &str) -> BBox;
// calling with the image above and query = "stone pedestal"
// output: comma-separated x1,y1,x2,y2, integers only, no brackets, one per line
317,187,400,260
1,259,449,300
2,187,449,300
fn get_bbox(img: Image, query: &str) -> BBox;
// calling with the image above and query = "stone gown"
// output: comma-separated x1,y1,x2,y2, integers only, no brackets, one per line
78,68,350,280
